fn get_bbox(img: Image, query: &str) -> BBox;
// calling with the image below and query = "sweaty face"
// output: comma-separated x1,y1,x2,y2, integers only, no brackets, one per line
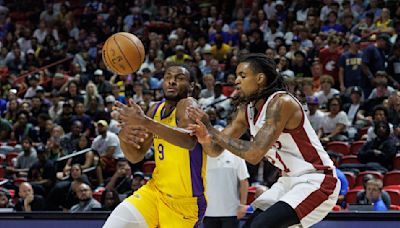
162,66,190,102
235,62,260,100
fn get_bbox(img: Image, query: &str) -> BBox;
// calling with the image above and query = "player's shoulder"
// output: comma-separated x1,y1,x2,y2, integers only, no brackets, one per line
146,100,163,117
177,97,198,109
269,93,301,113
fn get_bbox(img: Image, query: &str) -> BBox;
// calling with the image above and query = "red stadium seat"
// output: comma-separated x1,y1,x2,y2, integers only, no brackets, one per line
247,187,256,205
325,141,350,155
332,205,342,211
350,141,365,155
343,172,356,189
8,189,15,198
384,185,400,191
386,190,400,205
358,127,369,138
390,205,400,210
6,152,19,166
13,177,27,186
345,189,360,204
383,171,400,186
355,171,384,187
393,154,400,170
142,161,156,175
339,155,360,165
93,191,103,202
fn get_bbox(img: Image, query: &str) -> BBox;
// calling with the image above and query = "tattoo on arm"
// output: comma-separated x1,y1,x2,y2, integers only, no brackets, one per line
209,98,283,161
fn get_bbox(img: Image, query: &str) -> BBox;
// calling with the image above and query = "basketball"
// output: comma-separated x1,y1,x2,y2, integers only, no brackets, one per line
102,32,145,75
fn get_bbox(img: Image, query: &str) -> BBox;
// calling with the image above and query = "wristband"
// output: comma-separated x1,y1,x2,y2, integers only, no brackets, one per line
246,205,254,213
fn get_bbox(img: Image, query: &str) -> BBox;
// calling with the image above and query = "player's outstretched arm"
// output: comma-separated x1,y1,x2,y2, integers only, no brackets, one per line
115,100,154,163
187,106,248,157
189,95,298,164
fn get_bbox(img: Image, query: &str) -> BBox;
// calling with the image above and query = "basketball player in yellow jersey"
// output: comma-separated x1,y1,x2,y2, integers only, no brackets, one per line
103,64,207,228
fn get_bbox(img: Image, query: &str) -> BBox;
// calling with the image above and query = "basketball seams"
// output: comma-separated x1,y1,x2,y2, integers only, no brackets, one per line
113,35,134,73
102,39,113,73
118,33,144,65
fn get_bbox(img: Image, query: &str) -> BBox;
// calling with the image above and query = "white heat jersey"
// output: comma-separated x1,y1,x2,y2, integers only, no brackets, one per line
245,91,334,177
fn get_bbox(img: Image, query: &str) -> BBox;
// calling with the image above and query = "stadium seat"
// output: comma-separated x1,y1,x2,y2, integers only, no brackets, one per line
350,141,365,155
384,185,400,191
142,161,156,175
358,127,369,138
390,205,400,210
393,154,400,170
247,187,256,205
386,190,400,205
339,155,360,165
345,189,359,204
8,189,15,198
93,191,103,202
325,141,350,155
6,152,19,166
343,172,356,189
332,205,342,211
13,177,27,186
355,171,384,187
383,171,400,186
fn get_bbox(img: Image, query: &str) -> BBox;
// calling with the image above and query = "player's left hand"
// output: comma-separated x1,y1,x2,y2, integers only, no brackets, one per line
187,118,212,145
186,106,212,129
114,99,146,127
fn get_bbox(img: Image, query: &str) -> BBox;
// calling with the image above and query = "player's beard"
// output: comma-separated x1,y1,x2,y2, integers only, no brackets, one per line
164,87,189,102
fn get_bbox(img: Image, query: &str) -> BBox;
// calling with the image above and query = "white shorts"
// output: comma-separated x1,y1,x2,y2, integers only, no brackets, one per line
103,200,148,228
252,171,340,228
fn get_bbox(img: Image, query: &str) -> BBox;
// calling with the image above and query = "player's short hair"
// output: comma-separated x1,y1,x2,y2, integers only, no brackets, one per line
164,62,194,82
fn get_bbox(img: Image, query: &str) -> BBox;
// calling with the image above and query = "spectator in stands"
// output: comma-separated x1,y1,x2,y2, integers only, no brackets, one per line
24,73,43,99
358,121,397,170
361,33,391,96
105,158,132,194
314,75,340,109
318,35,342,86
7,137,37,177
28,144,56,196
199,82,232,119
212,33,232,61
48,91,63,121
3,98,19,124
12,110,33,143
100,189,120,211
203,150,249,228
56,101,74,134
84,81,104,111
357,179,388,211
318,97,350,143
95,69,112,98
387,44,400,89
46,167,89,210
0,188,13,209
366,105,393,141
70,182,101,212
306,96,324,133
63,80,84,104
0,116,12,141
29,113,51,145
15,182,45,212
46,136,64,161
60,120,82,155
338,36,363,94
368,72,397,100
200,74,215,99
91,120,122,184
51,73,67,94
71,102,92,136
387,91,400,127
356,174,390,209
60,135,94,179
291,50,311,78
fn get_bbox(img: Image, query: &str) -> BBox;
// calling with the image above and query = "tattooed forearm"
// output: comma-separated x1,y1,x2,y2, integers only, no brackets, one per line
207,97,285,164
209,128,252,159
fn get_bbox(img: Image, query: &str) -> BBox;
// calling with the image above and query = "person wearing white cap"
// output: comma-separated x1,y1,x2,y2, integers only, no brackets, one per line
165,45,192,63
95,69,112,97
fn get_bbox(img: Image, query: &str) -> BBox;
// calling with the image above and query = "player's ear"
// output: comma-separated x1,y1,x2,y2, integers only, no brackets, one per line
256,73,267,85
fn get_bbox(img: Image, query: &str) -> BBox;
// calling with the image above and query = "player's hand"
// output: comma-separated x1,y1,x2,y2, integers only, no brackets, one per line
114,99,146,127
186,106,212,129
237,205,247,220
187,118,212,145
119,125,150,149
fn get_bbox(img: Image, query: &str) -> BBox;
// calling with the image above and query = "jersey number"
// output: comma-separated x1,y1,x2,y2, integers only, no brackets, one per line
158,143,164,160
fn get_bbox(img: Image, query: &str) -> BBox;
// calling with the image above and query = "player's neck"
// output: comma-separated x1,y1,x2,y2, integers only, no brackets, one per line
253,98,266,112
163,100,177,113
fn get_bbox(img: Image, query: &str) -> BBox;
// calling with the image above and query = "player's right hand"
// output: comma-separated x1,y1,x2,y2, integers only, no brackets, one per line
187,118,212,145
119,125,150,149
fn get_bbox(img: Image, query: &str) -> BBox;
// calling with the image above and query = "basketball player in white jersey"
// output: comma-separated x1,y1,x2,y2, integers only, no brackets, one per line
186,53,340,228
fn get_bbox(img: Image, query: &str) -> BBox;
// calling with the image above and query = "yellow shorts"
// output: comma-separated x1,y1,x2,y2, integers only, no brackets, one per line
126,181,207,228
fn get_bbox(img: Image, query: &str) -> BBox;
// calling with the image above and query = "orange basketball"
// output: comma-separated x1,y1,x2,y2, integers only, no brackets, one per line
102,32,145,75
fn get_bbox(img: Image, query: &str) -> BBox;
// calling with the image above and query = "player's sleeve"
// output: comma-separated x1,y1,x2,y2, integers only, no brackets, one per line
236,156,250,181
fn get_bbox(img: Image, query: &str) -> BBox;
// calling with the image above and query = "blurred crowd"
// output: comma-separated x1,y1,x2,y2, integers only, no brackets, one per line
0,0,400,212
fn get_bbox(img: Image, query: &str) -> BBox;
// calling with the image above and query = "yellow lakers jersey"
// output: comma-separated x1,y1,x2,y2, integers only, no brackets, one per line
151,101,207,198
